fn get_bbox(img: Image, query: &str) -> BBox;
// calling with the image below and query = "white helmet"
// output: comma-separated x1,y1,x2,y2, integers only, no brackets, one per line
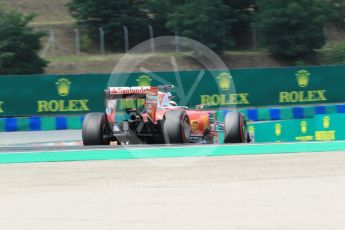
169,101,177,106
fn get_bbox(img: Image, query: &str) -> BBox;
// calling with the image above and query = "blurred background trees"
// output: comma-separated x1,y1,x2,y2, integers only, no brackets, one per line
67,0,342,60
0,8,47,75
1,0,345,74
255,0,328,61
326,0,345,26
146,0,184,36
166,0,234,52
67,0,257,53
67,0,149,50
222,0,255,49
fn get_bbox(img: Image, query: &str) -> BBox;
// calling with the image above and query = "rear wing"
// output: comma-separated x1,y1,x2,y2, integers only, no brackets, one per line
105,85,174,99
105,86,153,99
105,86,159,122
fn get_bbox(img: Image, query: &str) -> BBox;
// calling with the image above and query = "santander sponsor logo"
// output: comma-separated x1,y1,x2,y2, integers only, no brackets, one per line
109,87,151,95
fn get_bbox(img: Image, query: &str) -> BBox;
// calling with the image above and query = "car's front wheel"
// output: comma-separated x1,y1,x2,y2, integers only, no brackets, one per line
224,111,249,144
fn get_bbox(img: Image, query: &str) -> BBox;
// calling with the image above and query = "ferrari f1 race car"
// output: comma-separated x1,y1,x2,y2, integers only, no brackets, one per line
82,86,251,145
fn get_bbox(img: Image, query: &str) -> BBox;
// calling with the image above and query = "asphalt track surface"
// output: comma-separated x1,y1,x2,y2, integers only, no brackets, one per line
0,130,345,230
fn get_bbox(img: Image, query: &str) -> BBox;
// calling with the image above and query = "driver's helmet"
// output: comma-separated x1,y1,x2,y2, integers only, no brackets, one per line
158,91,171,108
158,91,177,107
169,101,177,106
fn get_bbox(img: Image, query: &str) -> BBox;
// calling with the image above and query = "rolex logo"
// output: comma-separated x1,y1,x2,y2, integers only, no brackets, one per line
296,70,310,88
56,78,71,97
275,123,282,136
137,75,152,86
300,121,308,134
217,72,232,91
323,116,330,129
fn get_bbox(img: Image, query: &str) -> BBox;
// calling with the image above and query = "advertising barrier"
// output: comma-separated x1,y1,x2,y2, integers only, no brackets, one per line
0,65,344,116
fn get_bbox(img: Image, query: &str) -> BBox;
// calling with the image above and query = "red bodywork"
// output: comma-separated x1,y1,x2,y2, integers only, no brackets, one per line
105,86,219,143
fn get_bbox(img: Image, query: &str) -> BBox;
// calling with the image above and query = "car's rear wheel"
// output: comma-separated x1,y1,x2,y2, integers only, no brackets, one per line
163,110,190,144
224,111,248,143
82,113,110,145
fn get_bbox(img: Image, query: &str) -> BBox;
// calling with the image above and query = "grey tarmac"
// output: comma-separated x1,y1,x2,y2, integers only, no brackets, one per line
1,148,345,230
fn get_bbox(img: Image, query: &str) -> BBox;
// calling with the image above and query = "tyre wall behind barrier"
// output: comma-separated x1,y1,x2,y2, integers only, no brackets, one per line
0,116,84,132
2,112,345,143
2,104,344,132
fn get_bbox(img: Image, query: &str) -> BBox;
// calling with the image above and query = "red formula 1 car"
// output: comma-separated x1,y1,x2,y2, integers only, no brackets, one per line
82,86,250,145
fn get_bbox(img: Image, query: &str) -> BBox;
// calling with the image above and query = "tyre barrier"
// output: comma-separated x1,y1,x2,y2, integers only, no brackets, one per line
0,103,344,132
237,104,345,122
0,116,84,132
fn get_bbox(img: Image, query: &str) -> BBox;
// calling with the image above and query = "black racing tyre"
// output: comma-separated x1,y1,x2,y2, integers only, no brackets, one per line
163,110,191,144
82,113,109,145
224,111,248,144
